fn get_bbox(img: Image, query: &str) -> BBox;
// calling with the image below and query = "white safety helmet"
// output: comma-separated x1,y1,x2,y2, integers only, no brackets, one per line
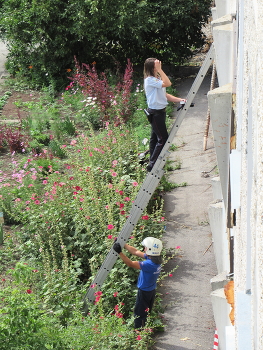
142,237,162,256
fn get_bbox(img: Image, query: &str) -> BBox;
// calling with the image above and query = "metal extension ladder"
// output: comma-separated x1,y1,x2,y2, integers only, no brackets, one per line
82,44,215,314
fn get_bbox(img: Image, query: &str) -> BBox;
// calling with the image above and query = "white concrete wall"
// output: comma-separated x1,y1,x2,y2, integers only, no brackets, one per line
211,0,263,349
234,0,263,349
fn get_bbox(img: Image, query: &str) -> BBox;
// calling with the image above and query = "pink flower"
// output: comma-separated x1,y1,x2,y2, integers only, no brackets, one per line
42,180,48,184
142,215,149,220
136,335,142,340
111,172,117,177
35,200,40,205
112,160,118,166
176,246,181,249
107,235,113,239
90,284,96,288
169,273,173,277
15,198,21,202
107,224,114,230
31,175,37,180
132,181,138,186
70,139,77,146
119,190,124,195
94,291,102,296
124,197,131,202
113,292,118,297
108,183,113,188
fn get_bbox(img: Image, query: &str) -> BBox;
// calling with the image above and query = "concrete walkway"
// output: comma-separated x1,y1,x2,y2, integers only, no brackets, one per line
153,74,218,350
0,41,8,80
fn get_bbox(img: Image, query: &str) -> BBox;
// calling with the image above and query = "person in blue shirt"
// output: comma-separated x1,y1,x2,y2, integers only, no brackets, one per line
113,237,163,328
144,58,186,171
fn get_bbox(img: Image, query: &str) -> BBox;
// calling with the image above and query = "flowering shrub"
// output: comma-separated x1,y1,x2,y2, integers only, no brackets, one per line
0,122,169,317
67,58,137,127
0,265,154,349
0,67,183,347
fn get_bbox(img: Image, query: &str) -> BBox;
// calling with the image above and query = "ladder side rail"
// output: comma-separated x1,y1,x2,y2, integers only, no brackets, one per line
82,45,214,312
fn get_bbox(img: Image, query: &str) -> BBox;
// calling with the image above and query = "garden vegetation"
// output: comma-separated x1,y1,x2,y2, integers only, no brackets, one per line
0,0,211,89
0,61,184,349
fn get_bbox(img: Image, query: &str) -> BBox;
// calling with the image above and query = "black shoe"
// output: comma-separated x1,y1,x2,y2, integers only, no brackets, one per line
146,164,152,172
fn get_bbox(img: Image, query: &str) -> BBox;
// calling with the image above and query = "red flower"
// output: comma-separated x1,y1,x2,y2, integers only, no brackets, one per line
94,291,102,296
26,289,33,294
75,186,82,191
113,292,118,297
142,215,149,220
107,224,114,230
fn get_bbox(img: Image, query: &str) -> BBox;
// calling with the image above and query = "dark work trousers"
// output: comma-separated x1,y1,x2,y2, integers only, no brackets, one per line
134,288,156,328
148,108,168,170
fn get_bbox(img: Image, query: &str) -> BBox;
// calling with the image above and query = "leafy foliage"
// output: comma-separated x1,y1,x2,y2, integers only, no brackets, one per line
0,0,211,87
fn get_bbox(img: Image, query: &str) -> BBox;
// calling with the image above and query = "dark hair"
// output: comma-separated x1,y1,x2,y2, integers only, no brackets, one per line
143,57,157,78
150,255,162,265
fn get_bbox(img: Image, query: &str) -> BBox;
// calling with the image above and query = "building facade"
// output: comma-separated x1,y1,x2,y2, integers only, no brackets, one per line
208,0,263,349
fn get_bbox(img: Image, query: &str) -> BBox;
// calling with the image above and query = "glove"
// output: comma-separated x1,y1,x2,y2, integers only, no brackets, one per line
113,242,122,254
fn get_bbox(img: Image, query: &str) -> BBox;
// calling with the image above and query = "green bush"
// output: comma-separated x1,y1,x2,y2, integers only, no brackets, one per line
0,0,211,88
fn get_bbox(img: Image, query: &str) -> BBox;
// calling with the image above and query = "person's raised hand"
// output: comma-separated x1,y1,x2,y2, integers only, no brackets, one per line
154,59,162,72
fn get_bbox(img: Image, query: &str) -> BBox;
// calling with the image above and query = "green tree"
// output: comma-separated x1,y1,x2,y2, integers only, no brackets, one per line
0,0,211,88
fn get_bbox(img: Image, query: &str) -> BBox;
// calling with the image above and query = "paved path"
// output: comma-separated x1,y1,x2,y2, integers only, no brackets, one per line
153,74,217,350
0,41,8,80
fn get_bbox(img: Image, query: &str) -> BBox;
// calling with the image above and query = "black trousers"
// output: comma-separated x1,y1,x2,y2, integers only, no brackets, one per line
134,288,156,329
148,108,168,170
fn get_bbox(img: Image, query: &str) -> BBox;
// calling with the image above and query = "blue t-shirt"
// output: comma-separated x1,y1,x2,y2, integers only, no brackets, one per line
137,254,161,291
144,76,168,110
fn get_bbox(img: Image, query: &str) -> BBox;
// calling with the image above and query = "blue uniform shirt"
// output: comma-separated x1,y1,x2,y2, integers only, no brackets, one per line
144,76,168,110
137,254,162,291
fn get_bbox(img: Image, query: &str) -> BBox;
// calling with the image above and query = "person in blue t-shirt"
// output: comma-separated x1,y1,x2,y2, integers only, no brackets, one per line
144,58,186,171
113,237,163,328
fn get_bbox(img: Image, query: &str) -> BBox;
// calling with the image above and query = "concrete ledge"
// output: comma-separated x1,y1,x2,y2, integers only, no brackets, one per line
208,200,230,273
208,83,232,208
212,22,234,86
211,176,223,201
211,288,232,350
212,14,233,27
211,271,229,291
